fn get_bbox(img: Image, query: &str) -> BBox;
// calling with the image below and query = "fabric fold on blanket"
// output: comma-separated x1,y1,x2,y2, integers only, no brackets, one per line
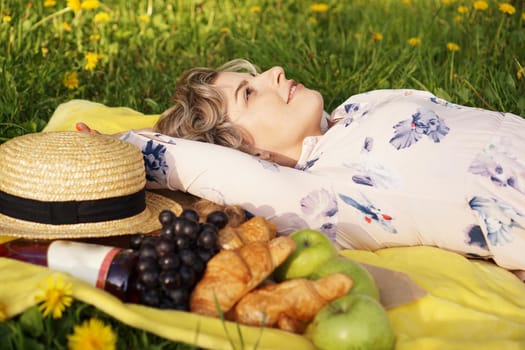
341,246,525,350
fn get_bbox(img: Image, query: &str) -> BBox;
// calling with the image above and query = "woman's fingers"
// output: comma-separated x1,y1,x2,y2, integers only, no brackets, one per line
75,122,100,134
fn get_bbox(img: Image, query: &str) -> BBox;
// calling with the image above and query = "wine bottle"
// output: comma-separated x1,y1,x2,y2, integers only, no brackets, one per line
0,239,140,302
1,208,229,310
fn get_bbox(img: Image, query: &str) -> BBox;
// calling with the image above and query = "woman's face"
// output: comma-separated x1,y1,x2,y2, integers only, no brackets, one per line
213,66,324,160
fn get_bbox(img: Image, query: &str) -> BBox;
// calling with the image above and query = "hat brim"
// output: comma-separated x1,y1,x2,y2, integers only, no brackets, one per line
0,191,182,239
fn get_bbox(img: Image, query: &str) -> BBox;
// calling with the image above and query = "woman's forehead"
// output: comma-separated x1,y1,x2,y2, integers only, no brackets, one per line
214,71,251,88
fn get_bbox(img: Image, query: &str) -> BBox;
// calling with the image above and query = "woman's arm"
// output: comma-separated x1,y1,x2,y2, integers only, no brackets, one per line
121,130,338,239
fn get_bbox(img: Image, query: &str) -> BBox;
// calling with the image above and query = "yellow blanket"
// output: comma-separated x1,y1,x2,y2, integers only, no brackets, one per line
2,245,524,349
20,100,525,349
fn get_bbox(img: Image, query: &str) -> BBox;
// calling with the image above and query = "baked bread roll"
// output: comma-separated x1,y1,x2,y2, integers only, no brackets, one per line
190,236,295,316
228,273,353,333
217,216,277,250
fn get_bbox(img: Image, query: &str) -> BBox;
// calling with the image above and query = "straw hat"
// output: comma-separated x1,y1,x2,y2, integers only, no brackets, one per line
0,131,181,238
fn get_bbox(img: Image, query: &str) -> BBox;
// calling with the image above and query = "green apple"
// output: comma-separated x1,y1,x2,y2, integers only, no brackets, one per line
306,294,395,350
310,255,380,301
273,229,337,282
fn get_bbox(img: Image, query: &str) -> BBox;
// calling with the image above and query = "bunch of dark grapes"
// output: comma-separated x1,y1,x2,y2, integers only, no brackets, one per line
129,208,228,310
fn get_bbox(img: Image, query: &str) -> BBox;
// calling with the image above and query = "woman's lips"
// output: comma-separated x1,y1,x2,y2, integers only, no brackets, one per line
287,81,301,103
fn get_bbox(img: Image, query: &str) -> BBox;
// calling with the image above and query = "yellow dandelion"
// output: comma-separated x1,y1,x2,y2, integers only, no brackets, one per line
402,0,410,5
94,12,110,24
84,52,102,71
517,67,525,80
308,17,318,25
89,34,100,41
44,0,57,7
454,15,463,23
250,5,261,14
67,0,81,13
63,22,73,32
407,37,421,46
138,15,150,23
3,15,12,23
219,27,230,34
35,275,73,319
442,0,452,4
447,42,460,51
473,1,488,10
498,3,516,15
522,12,525,21
63,72,79,90
0,303,6,321
457,5,468,14
372,32,383,41
81,0,100,10
67,318,117,350
354,32,361,40
41,47,49,57
310,3,329,13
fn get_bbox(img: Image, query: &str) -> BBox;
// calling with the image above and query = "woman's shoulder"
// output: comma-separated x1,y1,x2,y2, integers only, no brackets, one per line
329,89,454,119
338,89,434,105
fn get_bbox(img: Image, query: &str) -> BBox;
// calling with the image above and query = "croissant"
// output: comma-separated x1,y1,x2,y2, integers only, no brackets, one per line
217,216,277,250
190,236,295,316
228,273,354,333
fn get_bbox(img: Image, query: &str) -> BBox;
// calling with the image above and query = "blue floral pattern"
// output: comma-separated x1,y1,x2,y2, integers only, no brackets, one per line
142,140,168,185
389,108,450,149
465,225,489,250
469,139,525,194
339,193,397,234
469,196,523,246
300,189,338,240
429,96,462,109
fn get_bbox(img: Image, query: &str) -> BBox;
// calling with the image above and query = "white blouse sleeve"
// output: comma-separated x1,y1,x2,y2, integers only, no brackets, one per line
121,130,338,239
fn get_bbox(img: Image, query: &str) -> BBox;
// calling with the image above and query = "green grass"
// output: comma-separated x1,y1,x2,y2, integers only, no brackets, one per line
0,0,524,348
0,301,198,349
0,0,523,142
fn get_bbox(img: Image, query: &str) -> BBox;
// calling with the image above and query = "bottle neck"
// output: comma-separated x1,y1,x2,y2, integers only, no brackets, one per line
0,239,50,266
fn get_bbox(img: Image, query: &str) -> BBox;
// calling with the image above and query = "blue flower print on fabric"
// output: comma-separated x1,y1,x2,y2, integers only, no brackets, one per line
142,140,168,185
469,139,525,195
334,102,369,128
344,103,360,114
338,193,397,233
152,132,177,145
362,137,373,153
389,108,450,150
120,131,131,141
344,162,399,189
429,96,462,109
465,225,489,250
301,189,338,240
256,158,280,172
298,156,320,171
469,196,524,246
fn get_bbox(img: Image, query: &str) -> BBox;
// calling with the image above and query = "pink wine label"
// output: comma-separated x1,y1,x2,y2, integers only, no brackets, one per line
47,241,121,287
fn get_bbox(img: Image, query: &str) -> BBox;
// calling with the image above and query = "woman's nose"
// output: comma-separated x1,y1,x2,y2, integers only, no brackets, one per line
260,66,285,86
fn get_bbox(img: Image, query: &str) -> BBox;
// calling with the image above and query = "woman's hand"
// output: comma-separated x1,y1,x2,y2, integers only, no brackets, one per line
75,122,100,134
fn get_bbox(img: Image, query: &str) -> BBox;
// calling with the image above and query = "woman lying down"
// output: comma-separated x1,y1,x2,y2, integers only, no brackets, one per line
78,59,525,275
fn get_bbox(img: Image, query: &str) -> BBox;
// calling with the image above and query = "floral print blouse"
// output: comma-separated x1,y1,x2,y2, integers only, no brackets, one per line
122,89,525,270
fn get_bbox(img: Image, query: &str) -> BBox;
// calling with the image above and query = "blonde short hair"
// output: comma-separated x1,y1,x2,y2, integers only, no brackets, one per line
153,59,259,150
